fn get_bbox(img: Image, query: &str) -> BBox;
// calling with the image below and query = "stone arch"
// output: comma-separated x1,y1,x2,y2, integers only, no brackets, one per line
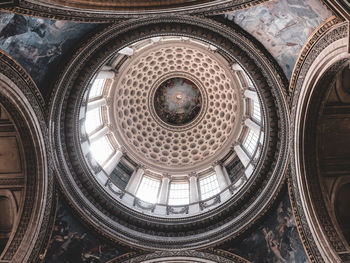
290,20,350,262
0,51,55,262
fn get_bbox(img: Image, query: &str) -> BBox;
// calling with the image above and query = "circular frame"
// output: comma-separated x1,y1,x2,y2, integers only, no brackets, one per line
289,21,350,262
0,51,55,262
50,16,289,250
149,73,207,131
4,0,269,22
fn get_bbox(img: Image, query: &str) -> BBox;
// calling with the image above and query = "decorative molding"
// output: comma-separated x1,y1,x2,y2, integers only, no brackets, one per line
1,0,269,22
167,205,189,215
110,249,250,263
289,16,342,101
289,21,350,263
0,51,54,262
200,195,221,210
134,198,156,212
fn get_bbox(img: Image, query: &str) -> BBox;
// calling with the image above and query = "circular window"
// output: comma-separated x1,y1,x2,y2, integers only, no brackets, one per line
50,17,289,250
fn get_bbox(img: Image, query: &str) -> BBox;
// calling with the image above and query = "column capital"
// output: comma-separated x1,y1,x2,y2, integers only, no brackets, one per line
137,163,145,169
118,146,127,155
212,160,222,167
188,172,198,178
162,173,171,180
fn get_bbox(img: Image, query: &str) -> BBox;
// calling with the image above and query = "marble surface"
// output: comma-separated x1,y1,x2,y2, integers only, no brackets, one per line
220,191,308,263
45,199,126,263
0,13,97,96
225,0,332,79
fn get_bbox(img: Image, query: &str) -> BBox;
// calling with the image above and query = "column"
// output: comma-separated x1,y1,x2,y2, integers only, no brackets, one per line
118,47,134,56
88,126,108,142
125,167,144,195
231,62,243,71
96,70,115,79
189,173,199,203
234,145,250,167
158,174,170,205
103,150,123,175
86,98,106,111
245,118,260,134
213,164,230,191
244,89,259,102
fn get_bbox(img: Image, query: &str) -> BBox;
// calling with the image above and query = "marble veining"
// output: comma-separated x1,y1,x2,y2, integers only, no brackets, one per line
0,12,97,95
225,0,332,79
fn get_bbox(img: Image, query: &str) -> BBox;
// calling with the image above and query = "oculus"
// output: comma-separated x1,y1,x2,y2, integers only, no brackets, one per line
154,77,202,126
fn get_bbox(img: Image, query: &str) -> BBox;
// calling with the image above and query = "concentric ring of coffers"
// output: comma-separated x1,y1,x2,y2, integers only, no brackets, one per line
49,16,289,250
110,39,242,173
82,36,261,208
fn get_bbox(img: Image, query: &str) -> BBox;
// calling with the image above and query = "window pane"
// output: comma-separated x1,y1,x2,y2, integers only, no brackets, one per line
90,136,113,165
85,108,102,134
168,182,189,205
136,176,160,203
89,78,105,99
252,100,261,123
243,129,259,156
199,173,220,200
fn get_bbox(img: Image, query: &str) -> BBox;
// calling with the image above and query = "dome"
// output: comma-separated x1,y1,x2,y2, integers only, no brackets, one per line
50,16,289,250
80,36,262,210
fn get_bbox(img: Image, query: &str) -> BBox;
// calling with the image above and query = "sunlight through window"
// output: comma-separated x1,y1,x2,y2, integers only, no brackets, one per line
85,108,102,134
199,173,220,200
136,176,160,203
168,182,189,205
89,78,105,99
90,136,113,165
243,129,259,156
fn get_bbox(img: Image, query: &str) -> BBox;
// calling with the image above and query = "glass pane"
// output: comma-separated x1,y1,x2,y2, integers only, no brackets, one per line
243,129,259,156
89,78,105,99
252,100,261,123
168,182,189,205
199,173,220,200
90,136,114,165
85,108,102,134
136,176,160,203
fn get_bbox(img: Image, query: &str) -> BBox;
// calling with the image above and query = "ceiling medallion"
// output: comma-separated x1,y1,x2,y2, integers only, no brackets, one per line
149,72,208,131
153,76,203,126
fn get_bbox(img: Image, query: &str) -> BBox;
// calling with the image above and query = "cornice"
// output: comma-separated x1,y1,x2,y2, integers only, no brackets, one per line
0,0,268,22
109,249,250,263
289,16,342,102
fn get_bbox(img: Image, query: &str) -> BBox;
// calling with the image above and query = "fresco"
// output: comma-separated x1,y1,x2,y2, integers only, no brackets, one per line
224,0,332,79
154,77,202,125
0,12,97,96
45,199,127,263
220,191,307,263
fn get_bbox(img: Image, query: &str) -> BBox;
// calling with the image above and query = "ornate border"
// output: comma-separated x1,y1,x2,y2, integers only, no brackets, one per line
0,51,55,262
1,0,268,22
289,16,342,100
289,21,350,262
49,16,289,250
110,249,250,263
